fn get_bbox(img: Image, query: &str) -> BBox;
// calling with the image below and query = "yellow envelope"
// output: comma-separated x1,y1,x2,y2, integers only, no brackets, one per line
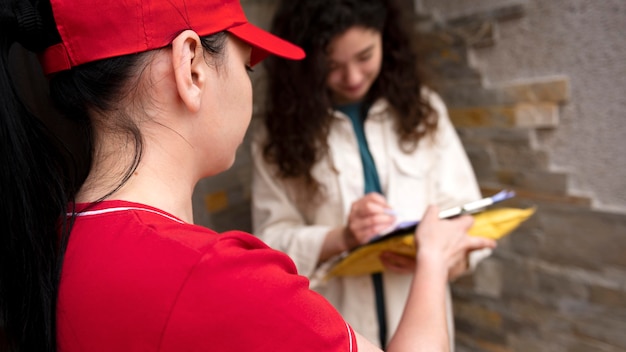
327,207,535,278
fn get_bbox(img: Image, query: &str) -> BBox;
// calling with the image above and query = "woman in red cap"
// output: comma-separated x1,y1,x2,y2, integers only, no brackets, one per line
0,0,494,351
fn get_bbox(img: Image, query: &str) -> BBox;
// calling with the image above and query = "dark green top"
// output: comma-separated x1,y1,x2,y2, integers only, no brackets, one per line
336,101,388,347
336,102,382,194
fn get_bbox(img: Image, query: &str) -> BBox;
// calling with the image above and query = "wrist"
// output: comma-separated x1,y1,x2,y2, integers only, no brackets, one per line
416,250,449,278
342,226,359,251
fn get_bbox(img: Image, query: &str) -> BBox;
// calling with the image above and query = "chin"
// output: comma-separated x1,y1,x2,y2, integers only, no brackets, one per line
200,156,237,179
342,91,367,103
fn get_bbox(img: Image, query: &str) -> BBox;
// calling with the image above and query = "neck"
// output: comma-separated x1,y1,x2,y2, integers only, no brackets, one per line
77,130,197,223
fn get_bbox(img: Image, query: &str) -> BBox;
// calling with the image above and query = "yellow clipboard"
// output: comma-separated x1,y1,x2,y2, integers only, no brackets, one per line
327,207,535,278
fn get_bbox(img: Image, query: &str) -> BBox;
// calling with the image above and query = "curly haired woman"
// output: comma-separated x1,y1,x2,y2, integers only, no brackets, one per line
251,0,491,349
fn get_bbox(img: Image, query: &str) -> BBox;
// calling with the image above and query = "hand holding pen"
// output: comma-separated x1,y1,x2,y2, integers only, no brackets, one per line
345,192,396,248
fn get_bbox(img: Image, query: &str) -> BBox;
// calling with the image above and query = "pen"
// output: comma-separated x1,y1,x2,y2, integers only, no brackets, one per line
438,189,515,219
368,189,516,244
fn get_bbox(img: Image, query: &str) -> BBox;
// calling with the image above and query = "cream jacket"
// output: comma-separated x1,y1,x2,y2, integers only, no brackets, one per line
251,90,482,347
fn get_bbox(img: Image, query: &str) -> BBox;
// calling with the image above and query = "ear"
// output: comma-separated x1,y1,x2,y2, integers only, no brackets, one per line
171,30,206,113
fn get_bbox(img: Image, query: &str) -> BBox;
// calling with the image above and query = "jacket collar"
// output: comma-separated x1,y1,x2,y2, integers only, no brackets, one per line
331,98,390,121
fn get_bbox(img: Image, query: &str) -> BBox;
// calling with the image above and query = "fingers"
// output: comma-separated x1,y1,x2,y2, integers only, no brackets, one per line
416,205,495,277
380,251,416,274
463,236,497,252
347,193,395,244
420,204,440,223
451,213,474,231
448,238,496,281
351,193,393,217
362,192,390,206
349,212,394,236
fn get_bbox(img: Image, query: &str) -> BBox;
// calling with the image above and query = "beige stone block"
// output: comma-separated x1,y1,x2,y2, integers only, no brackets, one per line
514,103,559,128
499,76,570,104
449,103,559,128
449,106,516,128
442,76,570,109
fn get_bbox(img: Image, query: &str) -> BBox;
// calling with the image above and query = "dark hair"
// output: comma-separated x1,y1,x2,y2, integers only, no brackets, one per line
0,1,226,350
262,0,436,197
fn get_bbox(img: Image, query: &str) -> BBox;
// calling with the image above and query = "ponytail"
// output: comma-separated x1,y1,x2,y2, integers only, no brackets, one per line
1,2,230,350
0,0,69,350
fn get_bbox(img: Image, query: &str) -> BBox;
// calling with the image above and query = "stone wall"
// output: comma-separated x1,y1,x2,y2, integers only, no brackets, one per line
419,0,626,211
413,1,626,351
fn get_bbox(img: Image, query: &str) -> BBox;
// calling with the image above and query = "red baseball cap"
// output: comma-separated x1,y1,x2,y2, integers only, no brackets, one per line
39,0,305,75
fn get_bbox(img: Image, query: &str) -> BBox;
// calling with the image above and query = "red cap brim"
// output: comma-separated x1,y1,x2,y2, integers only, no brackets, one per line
227,22,305,66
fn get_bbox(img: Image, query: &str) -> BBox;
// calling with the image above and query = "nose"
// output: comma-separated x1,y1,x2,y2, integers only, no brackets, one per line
343,64,362,86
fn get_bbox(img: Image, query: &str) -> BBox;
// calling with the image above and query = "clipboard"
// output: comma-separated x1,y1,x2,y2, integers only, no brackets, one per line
326,190,535,278
368,189,516,245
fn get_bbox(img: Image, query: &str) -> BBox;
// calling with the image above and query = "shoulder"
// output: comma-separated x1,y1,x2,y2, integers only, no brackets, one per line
420,86,447,114
160,231,357,351
60,203,302,350
65,202,276,286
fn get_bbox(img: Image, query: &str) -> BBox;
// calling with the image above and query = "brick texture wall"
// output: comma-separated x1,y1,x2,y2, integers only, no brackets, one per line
414,2,626,351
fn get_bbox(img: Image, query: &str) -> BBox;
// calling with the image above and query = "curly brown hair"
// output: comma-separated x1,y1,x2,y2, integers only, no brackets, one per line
262,0,437,196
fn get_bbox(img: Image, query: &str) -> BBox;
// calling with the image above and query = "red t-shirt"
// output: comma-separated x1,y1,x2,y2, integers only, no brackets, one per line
57,200,357,351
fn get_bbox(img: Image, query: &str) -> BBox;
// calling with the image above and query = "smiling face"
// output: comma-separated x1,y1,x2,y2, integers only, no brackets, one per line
325,26,383,105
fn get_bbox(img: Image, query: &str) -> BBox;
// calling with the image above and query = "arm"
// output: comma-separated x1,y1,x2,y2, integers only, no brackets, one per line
386,206,496,351
251,137,395,270
354,250,451,352
163,215,493,352
322,192,397,262
355,207,496,352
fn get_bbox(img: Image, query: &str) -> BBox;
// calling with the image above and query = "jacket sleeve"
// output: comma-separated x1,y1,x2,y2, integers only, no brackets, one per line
249,129,333,278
